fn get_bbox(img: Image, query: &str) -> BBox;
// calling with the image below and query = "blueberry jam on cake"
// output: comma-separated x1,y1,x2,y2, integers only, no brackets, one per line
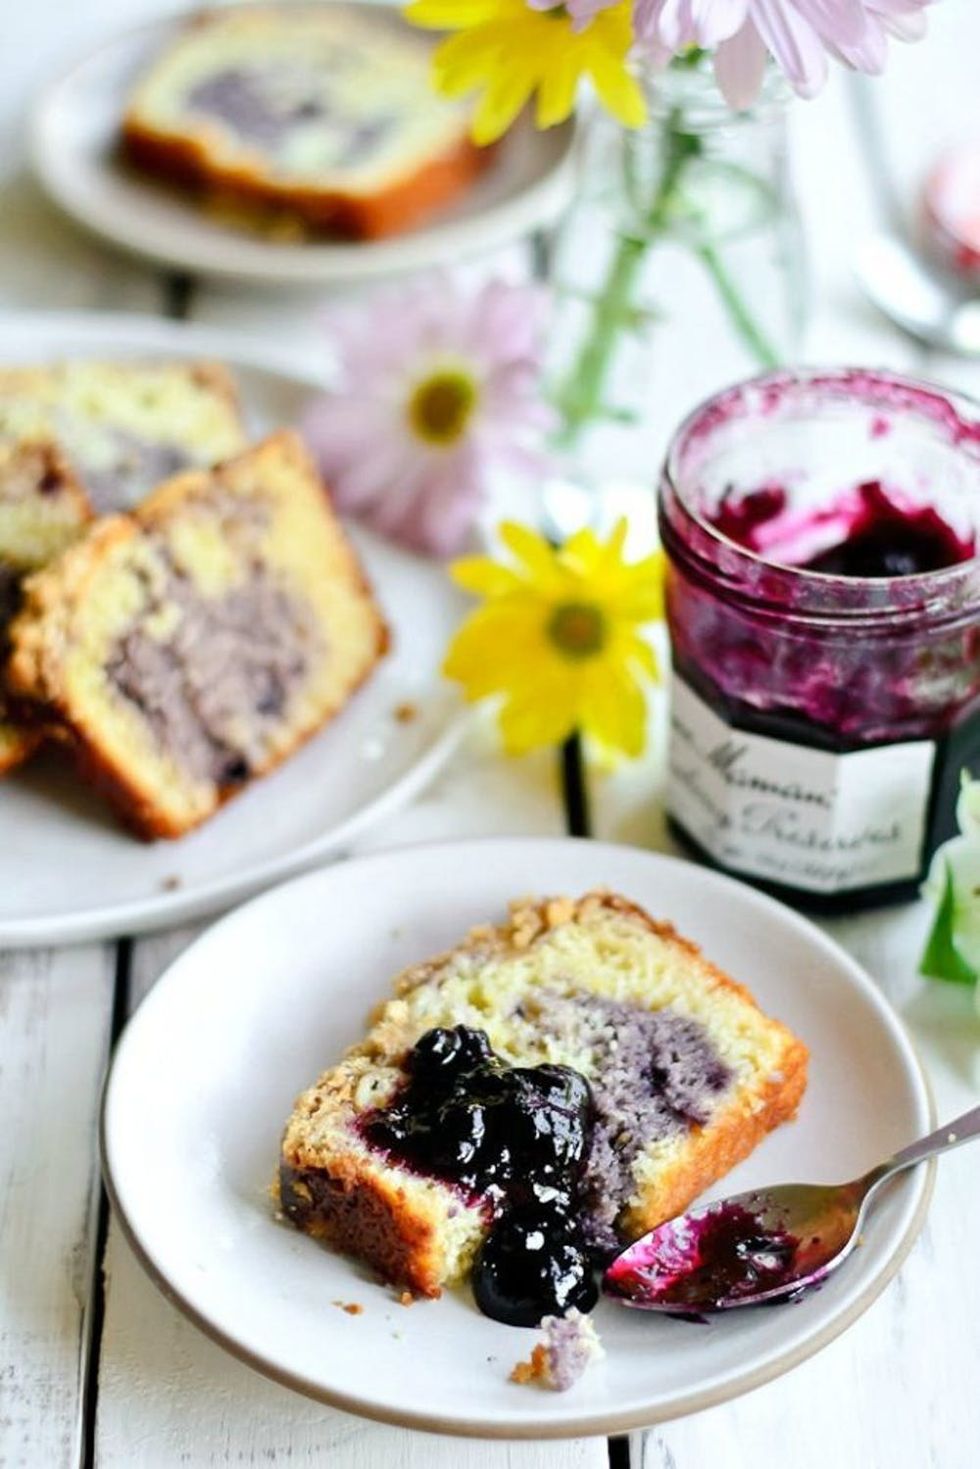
122,6,486,241
279,893,808,1327
7,430,388,838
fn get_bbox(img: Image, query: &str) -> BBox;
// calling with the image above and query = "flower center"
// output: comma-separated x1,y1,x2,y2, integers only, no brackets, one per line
547,602,607,660
408,369,478,446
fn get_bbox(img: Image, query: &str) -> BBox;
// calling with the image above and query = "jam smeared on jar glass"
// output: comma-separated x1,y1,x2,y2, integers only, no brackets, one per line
712,480,976,578
362,1025,599,1326
659,369,980,911
604,1202,806,1313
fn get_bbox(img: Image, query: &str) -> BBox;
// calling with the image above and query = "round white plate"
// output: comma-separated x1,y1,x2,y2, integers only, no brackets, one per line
31,3,576,286
0,311,467,947
102,838,934,1439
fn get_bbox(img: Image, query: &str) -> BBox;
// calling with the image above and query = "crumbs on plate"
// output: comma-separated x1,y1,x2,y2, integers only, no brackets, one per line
510,1311,603,1392
332,1300,364,1316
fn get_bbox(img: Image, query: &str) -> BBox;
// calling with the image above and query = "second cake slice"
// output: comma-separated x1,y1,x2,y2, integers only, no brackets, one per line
7,430,388,837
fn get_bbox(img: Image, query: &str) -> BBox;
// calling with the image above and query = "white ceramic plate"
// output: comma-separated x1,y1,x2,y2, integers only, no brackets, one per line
30,2,576,286
0,311,467,947
102,838,934,1439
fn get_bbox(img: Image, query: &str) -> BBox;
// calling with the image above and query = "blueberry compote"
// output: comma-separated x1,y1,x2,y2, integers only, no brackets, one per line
361,1026,599,1326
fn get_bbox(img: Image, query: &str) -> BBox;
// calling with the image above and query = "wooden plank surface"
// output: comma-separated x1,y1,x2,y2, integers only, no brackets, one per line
0,946,114,1469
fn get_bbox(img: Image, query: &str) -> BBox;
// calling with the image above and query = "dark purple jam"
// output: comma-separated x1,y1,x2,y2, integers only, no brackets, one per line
711,480,976,579
362,1015,732,1326
603,1202,806,1313
472,1207,598,1327
362,1026,597,1326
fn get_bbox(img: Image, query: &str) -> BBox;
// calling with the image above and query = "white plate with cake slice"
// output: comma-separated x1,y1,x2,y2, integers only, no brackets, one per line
31,2,577,287
0,311,468,946
101,838,933,1439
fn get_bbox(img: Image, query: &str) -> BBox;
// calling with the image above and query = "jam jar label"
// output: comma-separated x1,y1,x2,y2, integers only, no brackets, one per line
666,676,937,894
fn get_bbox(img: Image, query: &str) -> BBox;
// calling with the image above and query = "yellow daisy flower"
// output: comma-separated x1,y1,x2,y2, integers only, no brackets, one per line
444,519,664,757
404,1,647,145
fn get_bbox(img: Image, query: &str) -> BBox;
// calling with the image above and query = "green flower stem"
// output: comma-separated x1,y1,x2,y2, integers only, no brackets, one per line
695,241,781,370
550,100,782,446
552,110,696,446
551,231,649,446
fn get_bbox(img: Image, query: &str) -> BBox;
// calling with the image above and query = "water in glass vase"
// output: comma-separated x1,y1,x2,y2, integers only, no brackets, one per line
545,60,806,491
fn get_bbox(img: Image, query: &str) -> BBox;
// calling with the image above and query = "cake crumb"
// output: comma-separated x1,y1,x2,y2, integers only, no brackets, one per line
545,897,575,929
393,701,418,724
509,899,544,950
510,1311,603,1392
332,1300,364,1316
161,875,182,891
398,1290,415,1307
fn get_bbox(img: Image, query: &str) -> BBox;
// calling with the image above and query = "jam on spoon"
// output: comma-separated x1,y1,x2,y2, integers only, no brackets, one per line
604,1102,980,1315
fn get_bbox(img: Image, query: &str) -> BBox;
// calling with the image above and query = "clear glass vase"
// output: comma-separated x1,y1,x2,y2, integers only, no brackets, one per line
543,58,807,498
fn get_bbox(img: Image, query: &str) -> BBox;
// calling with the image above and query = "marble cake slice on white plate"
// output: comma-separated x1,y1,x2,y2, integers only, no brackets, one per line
0,358,247,774
121,4,488,240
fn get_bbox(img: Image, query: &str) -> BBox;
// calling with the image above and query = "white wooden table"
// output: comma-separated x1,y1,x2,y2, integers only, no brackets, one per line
2,4,979,1467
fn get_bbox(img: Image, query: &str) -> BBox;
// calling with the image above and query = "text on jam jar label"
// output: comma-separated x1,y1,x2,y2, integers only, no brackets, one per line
666,676,937,894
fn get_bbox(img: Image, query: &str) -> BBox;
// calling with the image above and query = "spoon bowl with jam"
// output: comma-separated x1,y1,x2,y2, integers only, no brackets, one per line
604,1104,980,1315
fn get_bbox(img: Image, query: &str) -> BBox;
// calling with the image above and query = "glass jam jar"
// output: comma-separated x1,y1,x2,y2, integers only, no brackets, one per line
658,368,980,913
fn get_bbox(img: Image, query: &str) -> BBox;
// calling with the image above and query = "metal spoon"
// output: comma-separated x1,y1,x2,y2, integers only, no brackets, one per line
847,74,980,355
604,1104,980,1315
854,232,980,356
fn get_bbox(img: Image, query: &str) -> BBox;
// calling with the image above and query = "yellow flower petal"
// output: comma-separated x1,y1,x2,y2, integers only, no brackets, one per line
404,0,510,29
534,51,581,130
498,521,562,583
613,552,666,620
442,517,665,762
406,1,644,141
450,554,523,598
443,604,547,698
589,50,647,129
498,683,578,755
579,662,648,758
472,64,538,145
623,632,661,680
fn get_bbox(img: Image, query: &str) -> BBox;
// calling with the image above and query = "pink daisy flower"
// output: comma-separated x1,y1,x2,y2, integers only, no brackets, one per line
635,0,935,109
526,0,622,28
302,276,553,558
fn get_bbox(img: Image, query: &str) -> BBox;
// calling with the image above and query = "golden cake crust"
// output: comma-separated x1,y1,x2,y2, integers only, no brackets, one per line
279,891,809,1298
122,119,487,242
7,430,389,839
0,439,94,776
